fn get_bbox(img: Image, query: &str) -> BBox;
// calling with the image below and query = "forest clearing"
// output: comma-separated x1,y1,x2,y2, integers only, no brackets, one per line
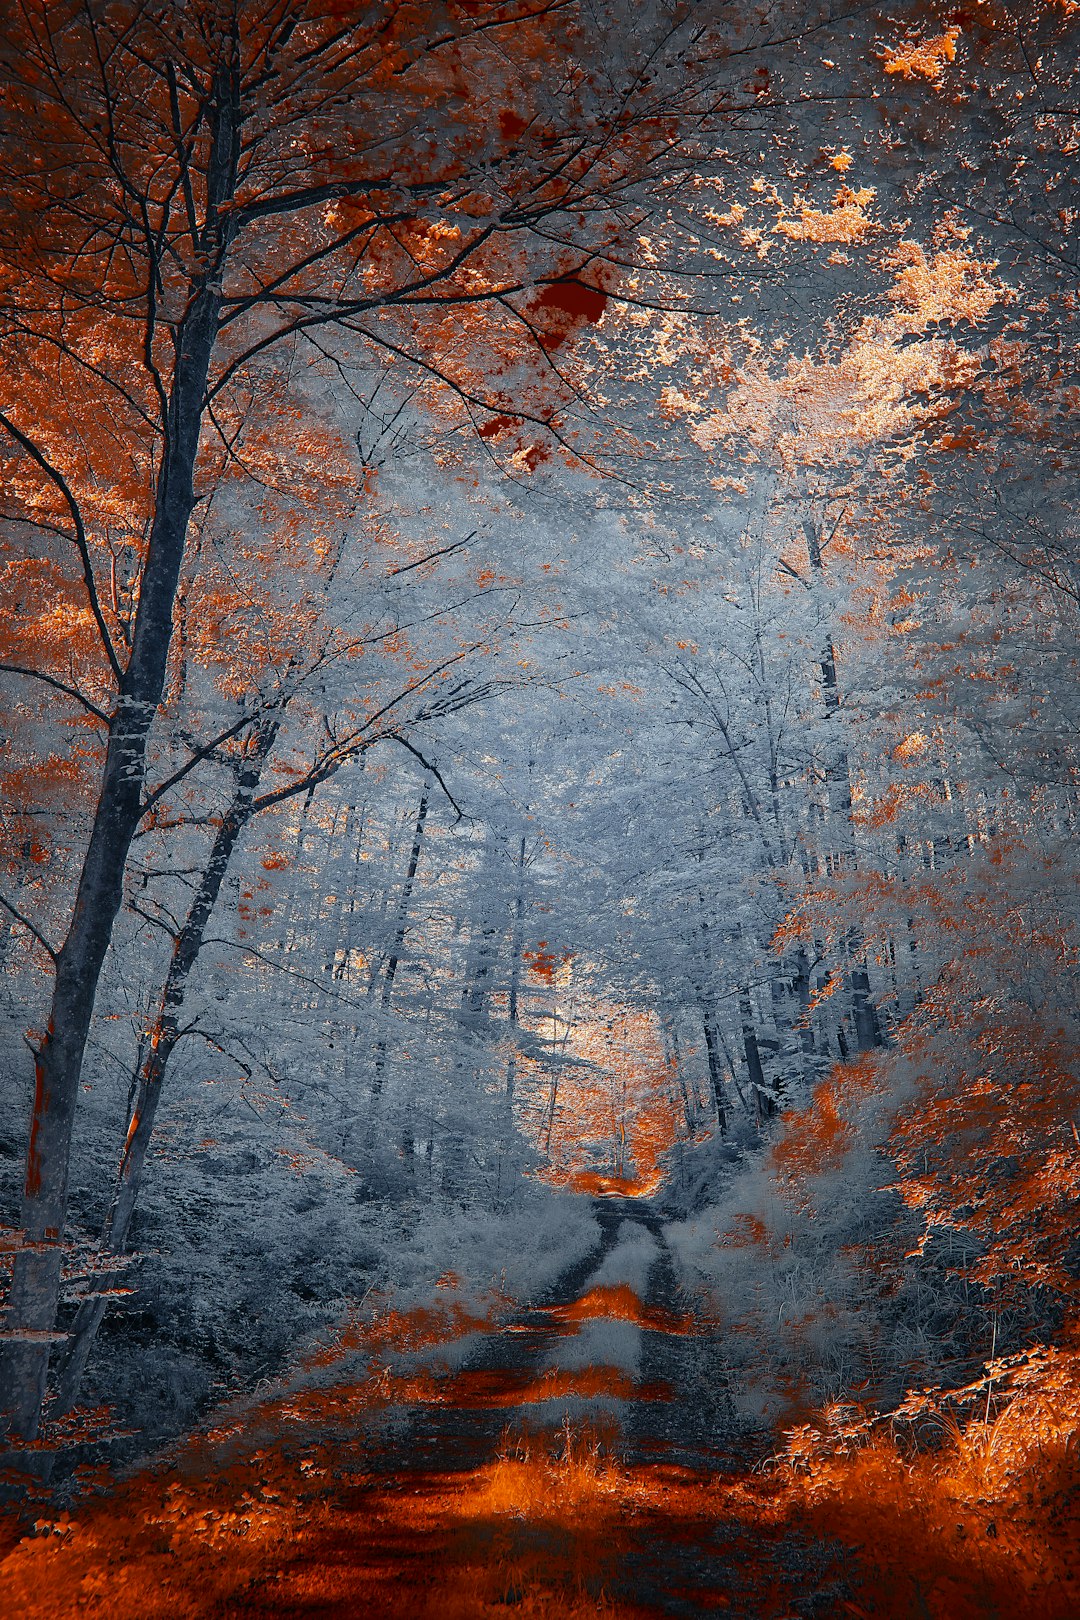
0,2,1077,1615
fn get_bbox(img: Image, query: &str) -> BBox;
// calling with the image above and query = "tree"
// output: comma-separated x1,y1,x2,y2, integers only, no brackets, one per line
0,0,709,1443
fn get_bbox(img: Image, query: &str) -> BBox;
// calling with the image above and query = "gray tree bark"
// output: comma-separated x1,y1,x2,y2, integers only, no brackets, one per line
48,719,278,1422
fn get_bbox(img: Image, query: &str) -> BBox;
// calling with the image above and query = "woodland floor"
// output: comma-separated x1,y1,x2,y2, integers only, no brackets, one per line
0,1198,874,1617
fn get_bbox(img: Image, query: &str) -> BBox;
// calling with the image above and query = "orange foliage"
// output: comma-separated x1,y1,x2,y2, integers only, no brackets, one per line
774,828,1080,1301
0,1379,811,1620
0,0,663,889
729,812,1080,1613
525,275,610,349
522,940,559,982
882,28,961,83
2,1235,1074,1620
772,1054,885,1186
891,1002,1080,1296
774,185,878,245
784,1340,1080,1619
300,1276,502,1374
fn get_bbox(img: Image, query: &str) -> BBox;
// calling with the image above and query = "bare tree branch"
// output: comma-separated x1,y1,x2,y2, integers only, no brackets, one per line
0,412,124,685
387,736,466,822
0,663,111,724
0,894,58,965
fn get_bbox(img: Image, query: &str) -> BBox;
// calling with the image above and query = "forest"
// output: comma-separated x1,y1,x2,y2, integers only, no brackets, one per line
0,2,1076,1616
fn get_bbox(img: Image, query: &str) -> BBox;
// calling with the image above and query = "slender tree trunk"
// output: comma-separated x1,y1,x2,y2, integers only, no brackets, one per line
372,784,429,1097
48,720,278,1421
441,841,503,1201
1,68,243,1443
700,1007,728,1135
849,960,880,1051
278,781,320,953
662,1015,695,1135
400,1127,415,1182
332,797,367,982
711,1018,752,1120
540,1072,559,1156
694,875,732,1135
766,957,796,1104
792,946,816,1056
740,986,773,1124
334,787,371,985
802,512,882,1055
504,833,527,1111
459,921,499,1030
1,287,227,1443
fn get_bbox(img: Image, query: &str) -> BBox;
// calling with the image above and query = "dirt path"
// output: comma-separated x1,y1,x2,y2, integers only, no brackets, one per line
0,1197,846,1618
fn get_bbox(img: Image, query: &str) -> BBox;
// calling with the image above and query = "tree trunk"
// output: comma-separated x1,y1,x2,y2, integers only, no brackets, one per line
700,1007,728,1135
740,987,774,1125
802,512,882,1055
372,784,430,1097
502,833,530,1126
695,878,732,1135
1,283,226,1444
662,1015,696,1135
792,946,816,1056
48,719,278,1421
332,797,368,982
849,960,881,1052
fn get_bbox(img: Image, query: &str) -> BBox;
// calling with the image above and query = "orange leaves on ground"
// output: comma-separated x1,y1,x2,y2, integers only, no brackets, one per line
547,1283,691,1336
297,1273,503,1380
0,1402,803,1620
4,1388,1071,1620
514,1365,650,1404
362,1294,499,1361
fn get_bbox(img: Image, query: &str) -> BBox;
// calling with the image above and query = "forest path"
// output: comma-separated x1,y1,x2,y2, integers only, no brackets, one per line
358,1195,707,1479
0,1196,843,1618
